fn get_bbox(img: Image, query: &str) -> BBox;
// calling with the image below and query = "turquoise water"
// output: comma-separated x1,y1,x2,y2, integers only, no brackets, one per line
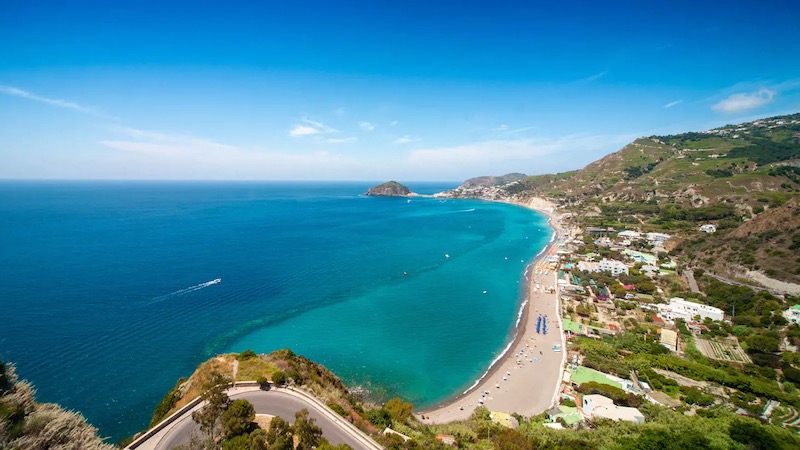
0,181,550,443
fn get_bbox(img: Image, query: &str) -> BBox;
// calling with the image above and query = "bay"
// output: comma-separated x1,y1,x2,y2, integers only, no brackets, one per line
0,181,549,443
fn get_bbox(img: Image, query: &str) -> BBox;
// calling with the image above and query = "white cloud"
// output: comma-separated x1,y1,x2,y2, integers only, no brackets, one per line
98,127,361,179
493,124,510,131
712,88,776,113
289,125,321,137
325,137,358,144
302,118,338,133
389,120,399,126
0,84,111,118
289,118,339,137
394,135,420,144
663,100,683,108
359,121,376,131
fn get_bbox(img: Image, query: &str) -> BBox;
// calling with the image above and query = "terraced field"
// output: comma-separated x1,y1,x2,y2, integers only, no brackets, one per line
695,337,751,363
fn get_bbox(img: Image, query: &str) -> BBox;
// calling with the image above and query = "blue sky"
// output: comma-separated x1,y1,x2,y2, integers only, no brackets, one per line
1,1,799,181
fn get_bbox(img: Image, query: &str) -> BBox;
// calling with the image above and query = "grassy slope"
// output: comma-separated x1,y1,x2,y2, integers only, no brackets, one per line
509,113,800,284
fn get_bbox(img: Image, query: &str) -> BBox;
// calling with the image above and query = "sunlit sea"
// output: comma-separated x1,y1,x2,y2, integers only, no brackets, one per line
0,181,550,443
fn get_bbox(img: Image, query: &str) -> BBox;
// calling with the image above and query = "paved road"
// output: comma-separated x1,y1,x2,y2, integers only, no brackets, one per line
684,269,700,293
145,387,380,450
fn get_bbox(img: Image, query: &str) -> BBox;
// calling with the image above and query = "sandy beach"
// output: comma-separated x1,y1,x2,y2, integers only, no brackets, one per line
418,197,566,423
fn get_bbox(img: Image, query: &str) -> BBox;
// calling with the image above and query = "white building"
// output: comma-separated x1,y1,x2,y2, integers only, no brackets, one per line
784,305,800,325
598,259,629,276
700,224,717,233
617,230,641,240
580,394,645,424
578,259,629,276
658,297,724,323
646,232,671,243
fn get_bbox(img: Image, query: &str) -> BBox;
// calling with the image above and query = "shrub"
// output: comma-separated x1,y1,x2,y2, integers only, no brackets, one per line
326,402,348,417
272,370,287,385
236,350,258,361
365,408,392,428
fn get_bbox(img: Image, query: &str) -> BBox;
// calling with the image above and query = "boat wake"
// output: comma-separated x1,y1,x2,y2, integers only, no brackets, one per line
145,278,221,305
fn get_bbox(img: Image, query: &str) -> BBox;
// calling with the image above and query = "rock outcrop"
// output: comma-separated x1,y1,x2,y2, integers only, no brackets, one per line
365,181,413,197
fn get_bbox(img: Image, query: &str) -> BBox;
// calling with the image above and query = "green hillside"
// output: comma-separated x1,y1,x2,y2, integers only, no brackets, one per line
498,113,800,286
511,113,800,218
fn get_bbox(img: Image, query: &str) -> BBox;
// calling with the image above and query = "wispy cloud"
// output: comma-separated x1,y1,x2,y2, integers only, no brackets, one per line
99,126,360,179
289,118,339,137
494,124,536,134
712,88,776,113
325,137,358,144
508,126,536,134
582,71,608,83
394,135,420,144
663,100,683,108
407,133,636,172
0,84,111,118
359,121,375,131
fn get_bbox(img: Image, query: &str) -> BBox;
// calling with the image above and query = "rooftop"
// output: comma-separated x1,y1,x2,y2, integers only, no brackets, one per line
569,366,624,390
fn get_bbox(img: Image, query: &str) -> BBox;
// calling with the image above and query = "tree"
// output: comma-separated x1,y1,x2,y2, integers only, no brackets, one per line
384,397,413,423
746,334,780,354
222,399,255,438
636,282,657,295
266,416,293,450
729,418,777,450
294,409,323,450
191,372,232,441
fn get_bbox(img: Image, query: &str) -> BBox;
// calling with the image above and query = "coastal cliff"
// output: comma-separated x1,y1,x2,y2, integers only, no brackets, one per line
365,181,413,197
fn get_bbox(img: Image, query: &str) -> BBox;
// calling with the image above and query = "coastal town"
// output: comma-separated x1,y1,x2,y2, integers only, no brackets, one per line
414,178,800,443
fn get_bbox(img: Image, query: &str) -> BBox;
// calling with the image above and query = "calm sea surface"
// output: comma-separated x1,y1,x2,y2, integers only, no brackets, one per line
0,181,550,443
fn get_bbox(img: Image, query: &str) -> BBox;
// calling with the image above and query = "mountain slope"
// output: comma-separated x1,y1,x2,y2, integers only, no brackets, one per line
511,113,800,213
471,113,800,287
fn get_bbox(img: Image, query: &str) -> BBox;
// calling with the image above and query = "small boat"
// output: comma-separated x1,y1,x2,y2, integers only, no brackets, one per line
445,253,450,258
212,278,222,284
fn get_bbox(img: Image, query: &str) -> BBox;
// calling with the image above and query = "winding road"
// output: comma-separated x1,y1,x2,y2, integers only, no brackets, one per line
128,385,382,450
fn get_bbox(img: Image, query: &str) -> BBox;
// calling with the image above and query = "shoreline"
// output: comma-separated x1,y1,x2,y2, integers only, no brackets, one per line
417,196,565,423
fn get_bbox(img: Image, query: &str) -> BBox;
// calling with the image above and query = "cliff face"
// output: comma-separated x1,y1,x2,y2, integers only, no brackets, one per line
365,181,413,196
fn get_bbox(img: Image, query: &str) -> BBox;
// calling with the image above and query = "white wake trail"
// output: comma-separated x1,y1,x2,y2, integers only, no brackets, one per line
145,278,221,305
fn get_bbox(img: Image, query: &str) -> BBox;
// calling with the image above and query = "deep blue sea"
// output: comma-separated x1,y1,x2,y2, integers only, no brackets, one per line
0,181,550,443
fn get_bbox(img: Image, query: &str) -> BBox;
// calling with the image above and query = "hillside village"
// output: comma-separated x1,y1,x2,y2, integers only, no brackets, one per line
434,113,800,440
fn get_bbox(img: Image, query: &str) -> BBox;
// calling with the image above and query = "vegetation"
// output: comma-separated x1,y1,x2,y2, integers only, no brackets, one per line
0,361,114,450
150,376,187,426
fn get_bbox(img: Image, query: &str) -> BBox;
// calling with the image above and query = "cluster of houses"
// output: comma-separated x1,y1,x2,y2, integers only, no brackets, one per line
701,116,800,138
557,228,676,298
